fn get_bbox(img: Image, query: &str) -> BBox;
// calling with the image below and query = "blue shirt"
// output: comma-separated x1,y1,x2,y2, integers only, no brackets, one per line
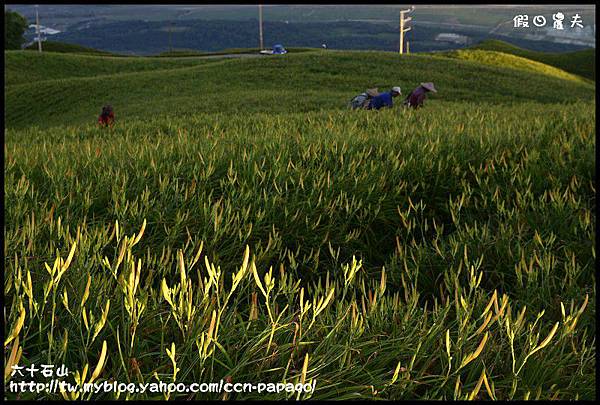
369,92,394,110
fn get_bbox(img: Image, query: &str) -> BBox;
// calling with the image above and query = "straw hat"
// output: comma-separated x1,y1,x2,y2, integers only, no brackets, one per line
391,86,402,95
366,88,379,97
421,82,437,93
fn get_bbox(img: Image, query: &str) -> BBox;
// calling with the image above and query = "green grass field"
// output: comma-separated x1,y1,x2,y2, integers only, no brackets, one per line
4,44,596,400
468,40,596,81
440,49,592,85
5,50,216,86
23,40,121,56
154,47,315,57
23,41,315,59
4,47,595,129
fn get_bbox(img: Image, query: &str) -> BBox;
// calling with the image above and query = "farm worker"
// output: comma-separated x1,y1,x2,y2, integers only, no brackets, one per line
403,82,437,109
367,86,402,110
349,88,379,110
97,104,115,128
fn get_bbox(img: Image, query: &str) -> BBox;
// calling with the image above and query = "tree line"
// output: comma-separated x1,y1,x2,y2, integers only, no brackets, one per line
5,10,28,49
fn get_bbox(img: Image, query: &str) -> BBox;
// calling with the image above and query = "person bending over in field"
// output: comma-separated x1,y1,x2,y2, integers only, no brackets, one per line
98,104,115,128
349,88,379,110
403,82,437,109
367,86,401,110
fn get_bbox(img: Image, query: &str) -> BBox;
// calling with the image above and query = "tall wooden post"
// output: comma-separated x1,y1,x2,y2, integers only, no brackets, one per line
399,11,404,55
36,5,42,52
259,5,264,50
399,7,413,55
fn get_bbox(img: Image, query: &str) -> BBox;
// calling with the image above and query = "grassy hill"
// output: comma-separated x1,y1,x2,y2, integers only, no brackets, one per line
439,49,591,85
22,41,316,58
4,49,595,129
4,48,596,400
4,51,220,86
24,40,121,56
154,47,316,57
468,40,595,81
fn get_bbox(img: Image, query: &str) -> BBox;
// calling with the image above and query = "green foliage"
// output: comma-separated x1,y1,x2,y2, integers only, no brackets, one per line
4,10,28,50
3,47,596,400
4,51,216,86
440,50,590,85
153,49,247,57
23,40,120,56
153,47,315,57
469,40,595,81
4,50,595,129
4,102,596,399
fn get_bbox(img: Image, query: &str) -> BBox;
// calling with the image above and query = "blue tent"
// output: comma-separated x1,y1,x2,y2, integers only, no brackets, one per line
272,44,287,54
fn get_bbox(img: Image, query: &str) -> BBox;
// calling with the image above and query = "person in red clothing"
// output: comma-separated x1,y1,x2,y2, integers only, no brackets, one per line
98,105,115,128
403,82,437,109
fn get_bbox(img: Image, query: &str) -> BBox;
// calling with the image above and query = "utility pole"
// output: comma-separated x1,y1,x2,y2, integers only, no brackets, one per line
35,5,42,52
258,4,264,50
399,6,414,55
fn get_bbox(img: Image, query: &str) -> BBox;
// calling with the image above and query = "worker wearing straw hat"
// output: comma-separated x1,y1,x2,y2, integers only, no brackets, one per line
403,82,437,109
367,86,402,110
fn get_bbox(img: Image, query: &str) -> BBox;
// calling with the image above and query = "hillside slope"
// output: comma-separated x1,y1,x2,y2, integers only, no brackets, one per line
4,51,220,86
439,50,590,85
23,40,120,56
469,40,595,81
4,50,595,129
